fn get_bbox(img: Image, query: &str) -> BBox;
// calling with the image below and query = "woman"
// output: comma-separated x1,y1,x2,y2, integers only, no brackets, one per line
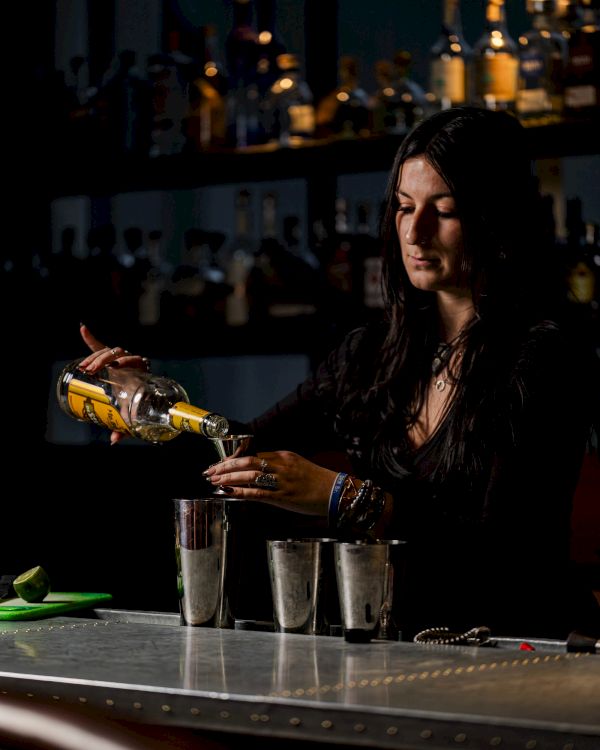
79,107,599,638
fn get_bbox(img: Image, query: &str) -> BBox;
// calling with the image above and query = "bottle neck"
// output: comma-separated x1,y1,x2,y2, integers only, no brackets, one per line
443,0,464,35
485,0,509,30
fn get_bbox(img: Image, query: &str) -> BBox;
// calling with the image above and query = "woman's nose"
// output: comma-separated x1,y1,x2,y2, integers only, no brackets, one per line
404,212,429,245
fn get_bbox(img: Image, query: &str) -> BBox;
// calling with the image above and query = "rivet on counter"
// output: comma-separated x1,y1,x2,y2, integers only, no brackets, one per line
490,737,502,746
105,699,115,707
420,729,432,739
133,702,143,710
386,726,398,736
454,732,467,743
563,743,574,750
190,707,200,716
78,697,87,704
52,695,60,701
353,723,366,733
250,713,260,722
26,693,34,698
525,741,537,749
161,704,171,713
220,710,230,719
321,720,333,729
289,717,301,727
259,714,269,722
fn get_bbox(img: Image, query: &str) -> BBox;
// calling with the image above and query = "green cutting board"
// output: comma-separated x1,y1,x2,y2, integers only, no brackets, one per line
0,592,113,620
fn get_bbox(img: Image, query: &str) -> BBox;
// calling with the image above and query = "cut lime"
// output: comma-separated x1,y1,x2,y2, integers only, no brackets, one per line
13,565,51,603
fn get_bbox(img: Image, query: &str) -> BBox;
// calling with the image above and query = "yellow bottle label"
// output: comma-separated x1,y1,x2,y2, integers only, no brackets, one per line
168,402,210,435
568,262,595,304
478,53,518,101
431,57,466,103
66,390,131,434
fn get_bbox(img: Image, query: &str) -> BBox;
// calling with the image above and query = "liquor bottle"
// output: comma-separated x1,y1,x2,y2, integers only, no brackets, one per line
185,24,228,151
221,189,256,326
92,49,152,156
516,0,568,123
473,0,520,111
391,51,429,129
429,0,472,110
254,0,287,96
316,56,371,138
224,0,263,147
354,202,384,318
263,53,315,145
565,197,597,305
56,360,230,442
563,0,600,117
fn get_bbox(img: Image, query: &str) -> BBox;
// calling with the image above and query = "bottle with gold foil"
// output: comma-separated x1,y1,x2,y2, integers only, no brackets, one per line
473,0,519,110
429,0,472,110
56,360,230,443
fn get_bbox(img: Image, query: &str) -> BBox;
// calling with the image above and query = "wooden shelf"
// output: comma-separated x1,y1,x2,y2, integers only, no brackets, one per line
46,116,600,199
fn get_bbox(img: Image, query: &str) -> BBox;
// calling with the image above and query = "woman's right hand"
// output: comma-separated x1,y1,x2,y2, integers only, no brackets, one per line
78,324,151,445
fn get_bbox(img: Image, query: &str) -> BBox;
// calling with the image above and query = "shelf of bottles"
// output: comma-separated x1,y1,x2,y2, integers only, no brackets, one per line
21,0,599,362
44,0,600,198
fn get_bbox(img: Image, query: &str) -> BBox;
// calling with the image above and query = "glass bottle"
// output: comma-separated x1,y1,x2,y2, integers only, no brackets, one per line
263,53,315,145
255,0,287,96
185,24,228,151
563,0,600,117
391,50,429,129
429,0,472,110
516,0,568,123
220,189,256,326
56,360,230,442
316,55,371,139
473,0,520,111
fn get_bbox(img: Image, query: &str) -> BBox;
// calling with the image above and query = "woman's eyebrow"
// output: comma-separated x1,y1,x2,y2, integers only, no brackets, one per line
396,189,454,200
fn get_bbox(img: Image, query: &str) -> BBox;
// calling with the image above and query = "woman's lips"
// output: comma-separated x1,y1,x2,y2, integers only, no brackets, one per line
408,255,440,269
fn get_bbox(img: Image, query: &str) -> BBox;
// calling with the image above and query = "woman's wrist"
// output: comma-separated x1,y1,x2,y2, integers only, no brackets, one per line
328,473,392,538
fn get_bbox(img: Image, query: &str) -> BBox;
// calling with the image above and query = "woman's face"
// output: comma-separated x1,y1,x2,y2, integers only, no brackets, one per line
395,156,468,296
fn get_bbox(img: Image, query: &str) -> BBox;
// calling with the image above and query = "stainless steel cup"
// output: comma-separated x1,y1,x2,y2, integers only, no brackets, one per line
174,497,242,628
267,539,322,634
334,539,405,642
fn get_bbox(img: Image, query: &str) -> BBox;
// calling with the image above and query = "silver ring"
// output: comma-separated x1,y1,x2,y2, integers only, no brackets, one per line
254,472,278,490
259,458,268,473
110,348,118,356
142,357,151,371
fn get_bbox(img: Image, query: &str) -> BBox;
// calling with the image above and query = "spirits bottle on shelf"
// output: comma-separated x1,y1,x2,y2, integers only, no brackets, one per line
516,0,568,124
263,53,315,145
255,0,287,96
185,24,228,151
221,189,256,326
429,0,472,110
473,0,520,111
56,360,230,443
391,50,429,129
316,55,372,139
563,0,600,117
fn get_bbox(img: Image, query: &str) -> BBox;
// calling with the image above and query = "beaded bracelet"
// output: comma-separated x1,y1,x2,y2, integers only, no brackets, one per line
336,478,387,535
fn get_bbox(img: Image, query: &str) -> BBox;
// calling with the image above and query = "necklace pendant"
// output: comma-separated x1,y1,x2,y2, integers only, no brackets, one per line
435,378,447,392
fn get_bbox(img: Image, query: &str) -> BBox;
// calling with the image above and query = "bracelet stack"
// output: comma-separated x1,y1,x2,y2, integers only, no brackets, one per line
328,472,387,536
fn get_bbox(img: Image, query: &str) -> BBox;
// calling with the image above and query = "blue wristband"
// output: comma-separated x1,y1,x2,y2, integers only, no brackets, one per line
328,472,348,528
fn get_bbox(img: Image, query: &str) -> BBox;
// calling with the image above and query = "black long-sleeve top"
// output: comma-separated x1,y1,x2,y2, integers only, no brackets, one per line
247,323,599,639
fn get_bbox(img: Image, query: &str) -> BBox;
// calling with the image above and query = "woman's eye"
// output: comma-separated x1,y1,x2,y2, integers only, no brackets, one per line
397,205,413,214
436,207,458,218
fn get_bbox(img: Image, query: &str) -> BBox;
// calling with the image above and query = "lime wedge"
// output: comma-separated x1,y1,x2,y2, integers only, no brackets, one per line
13,566,51,602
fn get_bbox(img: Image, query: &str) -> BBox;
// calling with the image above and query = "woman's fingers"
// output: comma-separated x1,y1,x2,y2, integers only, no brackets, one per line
78,325,150,373
79,324,107,353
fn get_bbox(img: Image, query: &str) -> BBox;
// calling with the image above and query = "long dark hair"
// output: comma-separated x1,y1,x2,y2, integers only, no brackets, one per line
344,107,564,481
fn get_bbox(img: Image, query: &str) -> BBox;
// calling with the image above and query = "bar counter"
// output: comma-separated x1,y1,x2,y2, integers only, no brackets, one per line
0,609,599,750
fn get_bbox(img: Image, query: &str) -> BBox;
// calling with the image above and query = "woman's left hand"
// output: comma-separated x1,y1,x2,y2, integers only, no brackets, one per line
203,451,337,517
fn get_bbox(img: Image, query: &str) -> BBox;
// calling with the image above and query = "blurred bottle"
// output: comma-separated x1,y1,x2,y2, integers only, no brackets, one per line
221,189,255,326
429,0,472,110
565,197,597,305
371,59,409,135
473,0,519,111
92,49,152,156
64,55,99,152
391,51,429,129
516,0,568,124
255,0,287,96
147,40,189,157
225,0,262,147
353,202,384,320
316,55,372,138
185,24,228,151
563,0,600,118
263,53,315,145
138,229,170,328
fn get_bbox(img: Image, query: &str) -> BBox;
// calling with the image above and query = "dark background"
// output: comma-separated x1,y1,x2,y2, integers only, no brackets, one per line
3,1,599,617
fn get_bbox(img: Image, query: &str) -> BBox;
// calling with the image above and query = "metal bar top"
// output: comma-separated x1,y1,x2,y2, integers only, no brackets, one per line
0,610,598,750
